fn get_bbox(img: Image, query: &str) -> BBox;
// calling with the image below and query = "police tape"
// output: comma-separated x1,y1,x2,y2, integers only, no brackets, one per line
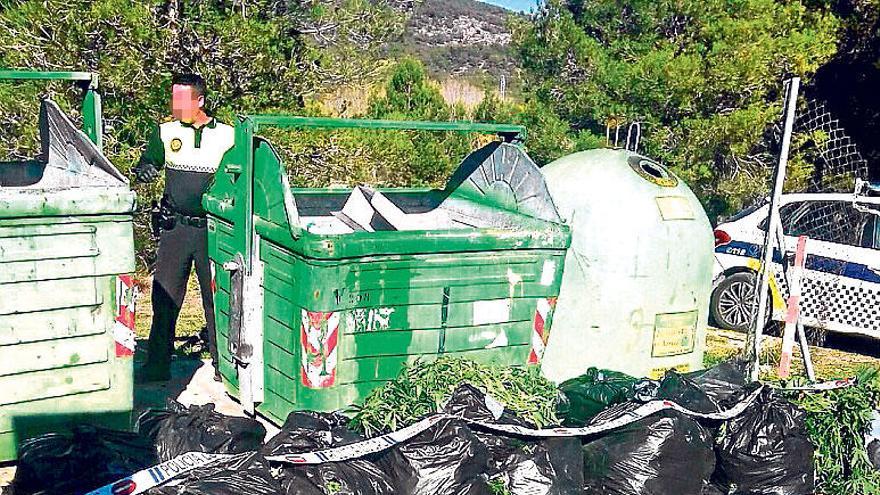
83,385,765,495
83,451,243,495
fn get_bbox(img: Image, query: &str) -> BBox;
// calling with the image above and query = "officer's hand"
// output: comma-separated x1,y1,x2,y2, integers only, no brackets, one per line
135,162,159,183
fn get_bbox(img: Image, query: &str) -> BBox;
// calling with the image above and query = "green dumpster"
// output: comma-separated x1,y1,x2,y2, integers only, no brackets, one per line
0,71,136,462
204,116,571,422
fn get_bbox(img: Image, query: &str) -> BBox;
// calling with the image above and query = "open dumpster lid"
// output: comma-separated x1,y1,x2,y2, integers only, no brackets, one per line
0,99,127,188
0,100,134,218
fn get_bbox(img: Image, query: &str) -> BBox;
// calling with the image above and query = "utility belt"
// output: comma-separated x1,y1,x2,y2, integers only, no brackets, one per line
150,197,206,237
175,213,207,228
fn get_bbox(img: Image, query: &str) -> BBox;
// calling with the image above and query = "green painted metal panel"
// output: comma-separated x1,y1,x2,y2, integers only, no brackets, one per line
0,306,104,346
0,362,111,406
0,189,135,218
0,76,133,460
0,277,101,315
82,88,103,150
207,115,570,423
247,115,525,142
342,328,440,357
0,70,94,82
0,334,108,376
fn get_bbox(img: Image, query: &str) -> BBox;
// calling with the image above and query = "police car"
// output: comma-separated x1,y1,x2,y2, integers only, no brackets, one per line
710,183,880,339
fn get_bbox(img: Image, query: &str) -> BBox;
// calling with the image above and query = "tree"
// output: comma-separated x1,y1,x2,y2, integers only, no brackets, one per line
368,56,450,120
514,0,839,217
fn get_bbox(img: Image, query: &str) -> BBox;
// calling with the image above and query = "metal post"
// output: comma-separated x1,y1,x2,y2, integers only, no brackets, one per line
746,77,800,381
796,320,816,381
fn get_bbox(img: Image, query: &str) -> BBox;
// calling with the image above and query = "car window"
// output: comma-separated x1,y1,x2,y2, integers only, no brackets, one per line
758,202,801,231
728,201,767,223
860,217,875,248
781,201,870,247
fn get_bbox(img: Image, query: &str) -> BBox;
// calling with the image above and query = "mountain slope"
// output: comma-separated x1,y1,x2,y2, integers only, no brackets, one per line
392,0,521,80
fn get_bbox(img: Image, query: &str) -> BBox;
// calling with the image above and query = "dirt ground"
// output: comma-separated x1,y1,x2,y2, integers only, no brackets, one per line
1,277,878,488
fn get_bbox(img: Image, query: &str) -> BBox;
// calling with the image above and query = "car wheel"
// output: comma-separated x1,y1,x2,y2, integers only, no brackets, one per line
710,272,770,332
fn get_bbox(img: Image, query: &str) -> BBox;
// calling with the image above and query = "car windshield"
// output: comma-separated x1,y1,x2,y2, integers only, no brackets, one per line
726,200,767,223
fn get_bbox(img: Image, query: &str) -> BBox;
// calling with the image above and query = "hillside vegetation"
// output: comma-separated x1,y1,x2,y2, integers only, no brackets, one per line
391,0,519,80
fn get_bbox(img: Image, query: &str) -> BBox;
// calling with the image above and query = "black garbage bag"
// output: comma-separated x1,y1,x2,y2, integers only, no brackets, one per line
702,483,727,495
685,361,748,403
656,370,721,414
380,418,491,495
442,384,526,425
582,408,715,495
148,452,281,495
869,439,880,471
557,368,659,427
868,412,880,471
262,411,394,495
137,400,266,460
277,460,395,495
442,384,584,494
10,425,158,495
442,384,531,474
501,438,584,495
715,388,814,495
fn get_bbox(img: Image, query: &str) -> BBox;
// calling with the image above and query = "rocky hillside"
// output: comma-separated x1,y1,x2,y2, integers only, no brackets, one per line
392,0,521,80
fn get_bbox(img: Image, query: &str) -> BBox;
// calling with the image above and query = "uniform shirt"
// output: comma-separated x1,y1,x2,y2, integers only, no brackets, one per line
138,118,234,217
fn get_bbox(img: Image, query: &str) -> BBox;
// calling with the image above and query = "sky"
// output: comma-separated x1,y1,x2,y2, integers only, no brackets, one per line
478,0,539,13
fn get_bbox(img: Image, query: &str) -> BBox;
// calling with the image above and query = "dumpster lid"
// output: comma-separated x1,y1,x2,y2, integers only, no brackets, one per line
292,141,561,234
444,141,560,223
0,99,126,189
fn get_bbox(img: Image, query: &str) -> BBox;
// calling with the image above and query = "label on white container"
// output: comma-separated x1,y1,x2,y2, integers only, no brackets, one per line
652,310,698,357
655,196,694,220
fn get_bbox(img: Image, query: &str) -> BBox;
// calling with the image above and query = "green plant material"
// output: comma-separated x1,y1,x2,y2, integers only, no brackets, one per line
350,357,559,435
324,480,342,495
488,476,511,495
790,367,880,494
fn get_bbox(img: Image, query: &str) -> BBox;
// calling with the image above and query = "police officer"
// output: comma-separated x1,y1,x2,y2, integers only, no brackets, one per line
134,74,234,382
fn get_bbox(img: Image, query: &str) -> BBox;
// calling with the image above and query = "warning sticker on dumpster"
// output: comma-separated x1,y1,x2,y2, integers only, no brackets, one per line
114,275,138,357
651,311,697,357
301,310,340,389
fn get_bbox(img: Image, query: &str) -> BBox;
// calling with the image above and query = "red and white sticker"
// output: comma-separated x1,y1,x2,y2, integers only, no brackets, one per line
114,275,138,357
528,297,556,364
209,260,217,294
301,310,340,389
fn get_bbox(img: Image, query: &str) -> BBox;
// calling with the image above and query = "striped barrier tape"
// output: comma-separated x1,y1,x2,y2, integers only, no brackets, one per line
84,452,242,495
83,385,767,495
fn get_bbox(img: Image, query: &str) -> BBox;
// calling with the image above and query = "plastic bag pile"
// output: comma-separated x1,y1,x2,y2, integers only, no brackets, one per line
6,362,819,495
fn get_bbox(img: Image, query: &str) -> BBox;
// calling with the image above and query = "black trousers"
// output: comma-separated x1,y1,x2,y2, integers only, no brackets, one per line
145,221,218,372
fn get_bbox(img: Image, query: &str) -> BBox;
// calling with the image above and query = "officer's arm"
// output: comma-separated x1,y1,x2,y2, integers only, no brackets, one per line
133,125,164,183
